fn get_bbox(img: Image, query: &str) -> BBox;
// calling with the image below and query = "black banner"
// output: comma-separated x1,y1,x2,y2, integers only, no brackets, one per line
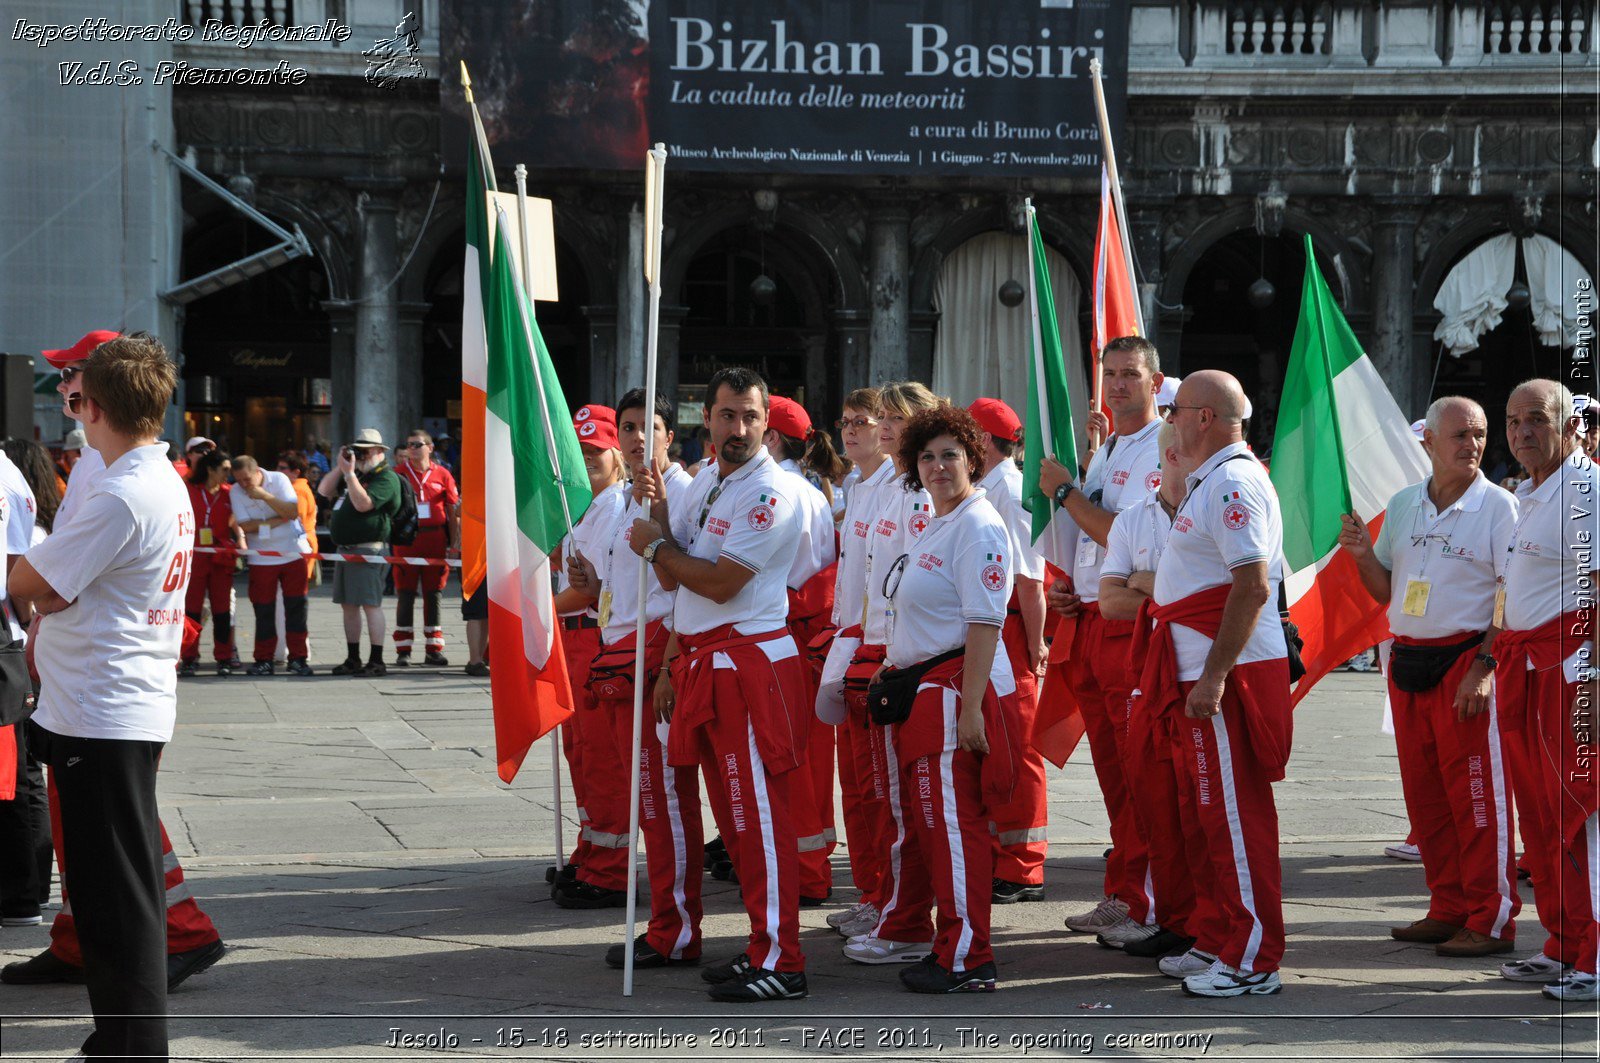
446,1,1128,177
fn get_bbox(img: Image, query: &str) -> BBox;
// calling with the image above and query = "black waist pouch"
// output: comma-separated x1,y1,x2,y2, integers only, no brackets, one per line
868,647,964,726
1388,633,1483,694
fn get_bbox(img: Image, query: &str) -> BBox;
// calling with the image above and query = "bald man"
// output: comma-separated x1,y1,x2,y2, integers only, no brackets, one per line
1132,370,1291,997
1493,379,1599,1002
1341,396,1520,959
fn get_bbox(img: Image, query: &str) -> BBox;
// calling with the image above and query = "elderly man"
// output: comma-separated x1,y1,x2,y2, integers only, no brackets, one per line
1493,379,1600,1002
1340,396,1520,958
1134,370,1292,998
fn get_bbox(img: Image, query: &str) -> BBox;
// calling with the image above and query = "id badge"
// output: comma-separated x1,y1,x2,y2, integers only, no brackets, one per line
1493,582,1506,629
1075,534,1099,569
1401,578,1431,617
333,496,345,511
597,588,613,629
417,501,432,520
199,527,213,547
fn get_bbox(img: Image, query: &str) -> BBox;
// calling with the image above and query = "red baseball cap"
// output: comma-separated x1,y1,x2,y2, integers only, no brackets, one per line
767,395,812,440
43,329,120,369
573,404,618,450
967,397,1022,443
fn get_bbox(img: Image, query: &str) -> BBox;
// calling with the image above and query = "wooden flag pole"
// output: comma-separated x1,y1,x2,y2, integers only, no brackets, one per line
1088,57,1144,452
511,168,578,885
623,142,668,998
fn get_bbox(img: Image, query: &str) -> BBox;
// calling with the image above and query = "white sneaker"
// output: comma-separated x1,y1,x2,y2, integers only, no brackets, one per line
1159,948,1218,979
838,908,881,938
1182,959,1283,997
1500,952,1573,983
1096,916,1161,949
841,937,934,965
1541,970,1599,1001
1383,841,1422,862
1064,896,1129,933
827,901,876,930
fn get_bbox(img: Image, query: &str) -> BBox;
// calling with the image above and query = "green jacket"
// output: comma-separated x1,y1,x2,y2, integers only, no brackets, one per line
329,464,401,546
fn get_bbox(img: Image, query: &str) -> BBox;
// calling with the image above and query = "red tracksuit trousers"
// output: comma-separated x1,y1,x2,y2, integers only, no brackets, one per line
835,710,882,897
561,626,602,870
46,774,219,964
988,612,1047,885
1176,663,1287,974
1125,690,1214,941
1389,637,1519,940
1067,607,1152,920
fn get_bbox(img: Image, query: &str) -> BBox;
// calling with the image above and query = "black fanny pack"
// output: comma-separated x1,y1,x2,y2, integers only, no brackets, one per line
867,647,964,726
1389,633,1483,694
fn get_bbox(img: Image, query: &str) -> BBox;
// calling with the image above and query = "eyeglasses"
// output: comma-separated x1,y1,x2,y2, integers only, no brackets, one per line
695,483,724,532
404,441,428,449
59,366,80,384
835,416,878,431
1164,404,1208,421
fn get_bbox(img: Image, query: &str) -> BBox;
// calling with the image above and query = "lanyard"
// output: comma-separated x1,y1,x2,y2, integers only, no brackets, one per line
402,462,430,498
199,486,220,530
1407,481,1470,582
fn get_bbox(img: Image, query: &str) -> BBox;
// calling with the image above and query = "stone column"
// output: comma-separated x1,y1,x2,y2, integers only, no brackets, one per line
832,308,871,397
396,300,429,435
323,301,357,450
584,303,619,404
614,200,647,400
868,202,910,383
349,178,404,437
1371,201,1424,417
657,305,688,414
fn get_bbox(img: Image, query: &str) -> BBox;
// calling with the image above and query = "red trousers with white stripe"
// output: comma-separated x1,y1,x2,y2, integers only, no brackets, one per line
46,773,219,964
1517,668,1599,973
840,703,889,900
1125,690,1213,940
1067,607,1151,919
989,613,1047,885
1389,638,1520,940
867,706,933,946
1176,661,1288,974
896,694,994,973
560,626,602,870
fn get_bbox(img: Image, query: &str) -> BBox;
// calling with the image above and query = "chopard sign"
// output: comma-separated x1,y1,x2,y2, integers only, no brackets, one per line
231,349,294,369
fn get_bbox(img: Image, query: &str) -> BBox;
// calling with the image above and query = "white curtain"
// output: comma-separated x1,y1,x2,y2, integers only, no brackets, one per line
932,232,1089,452
1433,233,1593,355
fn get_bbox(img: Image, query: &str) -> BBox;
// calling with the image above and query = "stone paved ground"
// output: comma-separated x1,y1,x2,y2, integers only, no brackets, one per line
1,585,1597,1060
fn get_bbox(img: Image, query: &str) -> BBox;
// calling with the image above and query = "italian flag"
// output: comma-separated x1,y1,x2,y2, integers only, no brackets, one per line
459,100,493,600
468,146,594,782
1090,165,1145,367
1272,234,1429,703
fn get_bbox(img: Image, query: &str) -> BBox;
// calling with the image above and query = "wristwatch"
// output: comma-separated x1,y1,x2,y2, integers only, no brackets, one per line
642,537,668,564
1053,482,1075,507
1474,652,1498,672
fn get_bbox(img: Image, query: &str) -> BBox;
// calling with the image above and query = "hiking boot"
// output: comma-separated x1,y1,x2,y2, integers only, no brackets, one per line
992,878,1045,904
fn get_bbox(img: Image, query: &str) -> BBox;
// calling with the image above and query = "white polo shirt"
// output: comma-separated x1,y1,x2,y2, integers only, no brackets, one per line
29,444,192,742
600,463,693,645
670,448,801,638
833,458,894,628
979,459,1045,583
558,482,628,620
777,464,837,591
1504,451,1600,633
55,443,108,529
1101,490,1173,586
885,489,1016,694
862,471,932,646
230,470,308,565
1067,418,1163,602
1153,442,1288,681
1373,473,1517,639
0,453,35,640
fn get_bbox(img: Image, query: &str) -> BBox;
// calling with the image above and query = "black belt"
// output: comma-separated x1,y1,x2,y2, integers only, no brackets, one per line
563,616,600,631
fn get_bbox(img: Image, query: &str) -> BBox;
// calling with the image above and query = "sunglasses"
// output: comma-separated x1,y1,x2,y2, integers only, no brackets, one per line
404,441,428,449
59,366,80,384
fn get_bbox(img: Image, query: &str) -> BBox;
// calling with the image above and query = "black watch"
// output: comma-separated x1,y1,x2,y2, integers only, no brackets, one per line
1053,482,1075,507
1474,652,1498,673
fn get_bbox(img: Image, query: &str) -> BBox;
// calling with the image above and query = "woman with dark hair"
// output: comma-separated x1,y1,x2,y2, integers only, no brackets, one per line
181,449,244,676
876,404,1020,993
803,429,851,524
2,439,60,538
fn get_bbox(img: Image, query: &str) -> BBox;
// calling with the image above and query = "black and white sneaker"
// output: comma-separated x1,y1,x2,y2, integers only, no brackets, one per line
705,966,807,1002
286,658,314,677
700,952,753,985
992,878,1045,904
899,957,998,994
1181,959,1283,997
177,660,198,678
246,661,274,676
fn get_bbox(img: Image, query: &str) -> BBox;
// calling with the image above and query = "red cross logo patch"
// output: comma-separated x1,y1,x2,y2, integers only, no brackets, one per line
981,563,1005,592
1223,502,1250,530
909,514,929,537
1144,470,1162,491
748,504,774,531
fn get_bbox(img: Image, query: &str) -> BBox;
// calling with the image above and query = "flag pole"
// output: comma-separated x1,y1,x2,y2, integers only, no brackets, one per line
1025,199,1057,463
1088,56,1143,451
623,142,668,998
510,170,578,887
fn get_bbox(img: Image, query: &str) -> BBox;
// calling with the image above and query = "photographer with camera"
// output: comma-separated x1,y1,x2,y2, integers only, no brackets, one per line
316,430,402,677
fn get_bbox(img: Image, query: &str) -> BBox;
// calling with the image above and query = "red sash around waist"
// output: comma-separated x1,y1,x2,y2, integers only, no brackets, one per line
668,624,807,772
1496,610,1588,731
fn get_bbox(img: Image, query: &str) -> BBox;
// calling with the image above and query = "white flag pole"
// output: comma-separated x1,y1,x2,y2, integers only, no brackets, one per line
1088,57,1144,338
623,142,668,998
511,168,578,885
1025,199,1057,464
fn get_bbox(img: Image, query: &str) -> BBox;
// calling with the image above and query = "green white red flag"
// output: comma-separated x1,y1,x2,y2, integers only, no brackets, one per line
1271,234,1429,703
459,98,493,600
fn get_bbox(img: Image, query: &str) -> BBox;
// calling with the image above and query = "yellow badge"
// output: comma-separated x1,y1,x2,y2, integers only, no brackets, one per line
1493,582,1506,629
597,588,613,630
199,527,213,547
1401,578,1431,618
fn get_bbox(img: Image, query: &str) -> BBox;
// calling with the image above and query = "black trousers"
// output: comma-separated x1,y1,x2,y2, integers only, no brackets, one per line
28,721,168,1062
0,722,52,910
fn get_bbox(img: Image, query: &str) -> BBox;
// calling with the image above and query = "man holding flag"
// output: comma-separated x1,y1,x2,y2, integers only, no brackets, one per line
627,367,811,1003
1036,336,1166,949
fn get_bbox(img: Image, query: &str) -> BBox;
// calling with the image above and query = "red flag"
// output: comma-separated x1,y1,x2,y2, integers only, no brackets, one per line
1091,165,1143,369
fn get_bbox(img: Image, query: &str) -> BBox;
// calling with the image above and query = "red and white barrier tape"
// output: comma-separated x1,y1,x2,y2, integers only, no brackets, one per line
192,546,461,568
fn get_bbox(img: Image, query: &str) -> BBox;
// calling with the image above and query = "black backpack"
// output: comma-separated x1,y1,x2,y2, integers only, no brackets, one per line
389,473,419,546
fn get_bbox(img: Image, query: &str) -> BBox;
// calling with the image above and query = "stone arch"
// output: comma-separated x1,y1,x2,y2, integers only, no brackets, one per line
249,189,355,303
910,202,1095,317
1159,203,1366,314
661,200,868,312
1414,212,1599,320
